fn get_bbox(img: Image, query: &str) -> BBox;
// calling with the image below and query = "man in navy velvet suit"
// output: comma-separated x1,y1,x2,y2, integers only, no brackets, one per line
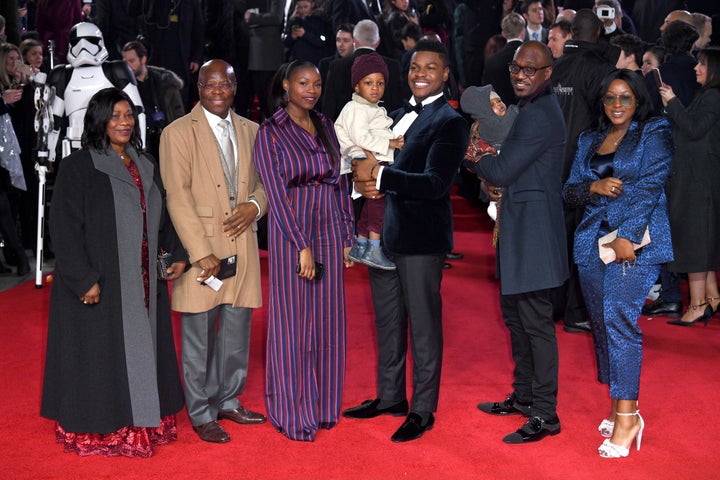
473,41,569,444
343,40,469,443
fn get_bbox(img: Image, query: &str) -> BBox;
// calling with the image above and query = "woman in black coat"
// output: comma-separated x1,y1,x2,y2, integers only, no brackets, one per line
41,88,186,457
659,47,720,325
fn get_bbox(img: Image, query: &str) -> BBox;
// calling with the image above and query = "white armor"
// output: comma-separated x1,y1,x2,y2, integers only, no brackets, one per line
46,22,145,162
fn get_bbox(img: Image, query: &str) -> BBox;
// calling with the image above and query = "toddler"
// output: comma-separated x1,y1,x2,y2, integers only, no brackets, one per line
335,52,404,270
460,85,519,244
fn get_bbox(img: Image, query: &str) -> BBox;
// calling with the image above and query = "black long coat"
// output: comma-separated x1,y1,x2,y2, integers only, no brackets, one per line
664,88,720,272
41,147,184,433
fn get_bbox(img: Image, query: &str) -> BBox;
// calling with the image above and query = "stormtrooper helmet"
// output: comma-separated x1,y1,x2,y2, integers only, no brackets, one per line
67,22,109,67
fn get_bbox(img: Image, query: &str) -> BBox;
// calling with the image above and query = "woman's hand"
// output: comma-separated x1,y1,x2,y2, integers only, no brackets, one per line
480,181,502,202
344,246,354,268
659,84,676,107
297,247,317,280
590,177,623,198
80,282,101,305
603,237,636,263
2,88,23,105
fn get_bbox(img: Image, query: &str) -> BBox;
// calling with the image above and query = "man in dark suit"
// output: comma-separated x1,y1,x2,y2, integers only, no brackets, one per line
473,41,568,444
318,23,355,108
522,0,549,43
482,12,526,105
330,0,378,31
322,19,403,120
343,40,469,443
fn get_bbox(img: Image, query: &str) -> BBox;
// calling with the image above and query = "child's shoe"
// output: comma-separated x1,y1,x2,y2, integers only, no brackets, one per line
347,241,368,263
360,244,396,270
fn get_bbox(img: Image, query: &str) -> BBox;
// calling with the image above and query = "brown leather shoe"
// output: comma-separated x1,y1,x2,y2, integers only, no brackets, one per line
218,406,267,425
193,421,230,443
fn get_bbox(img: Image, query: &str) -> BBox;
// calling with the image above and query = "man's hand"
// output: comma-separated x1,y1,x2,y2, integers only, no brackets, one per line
223,202,258,238
351,151,377,181
165,260,187,281
480,181,502,202
196,254,221,283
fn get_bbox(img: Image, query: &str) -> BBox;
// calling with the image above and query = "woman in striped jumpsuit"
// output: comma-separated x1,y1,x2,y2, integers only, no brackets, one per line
253,60,355,441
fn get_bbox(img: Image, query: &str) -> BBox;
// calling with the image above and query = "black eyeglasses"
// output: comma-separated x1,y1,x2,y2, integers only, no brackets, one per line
508,63,551,76
602,93,635,107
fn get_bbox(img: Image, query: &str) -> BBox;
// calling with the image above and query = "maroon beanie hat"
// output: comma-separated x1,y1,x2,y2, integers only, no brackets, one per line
351,52,390,88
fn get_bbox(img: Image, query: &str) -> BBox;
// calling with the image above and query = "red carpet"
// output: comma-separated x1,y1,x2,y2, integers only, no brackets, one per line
1,195,719,479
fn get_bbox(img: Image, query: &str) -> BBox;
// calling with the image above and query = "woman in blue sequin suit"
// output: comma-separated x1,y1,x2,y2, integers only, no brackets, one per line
563,70,674,458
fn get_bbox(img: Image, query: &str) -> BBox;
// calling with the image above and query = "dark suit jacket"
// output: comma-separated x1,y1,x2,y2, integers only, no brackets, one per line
481,39,522,105
380,97,469,255
322,48,403,120
475,86,569,295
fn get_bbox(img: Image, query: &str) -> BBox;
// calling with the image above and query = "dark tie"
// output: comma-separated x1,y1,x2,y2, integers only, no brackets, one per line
403,100,424,114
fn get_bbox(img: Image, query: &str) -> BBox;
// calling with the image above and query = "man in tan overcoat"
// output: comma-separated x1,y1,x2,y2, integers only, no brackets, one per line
160,59,268,443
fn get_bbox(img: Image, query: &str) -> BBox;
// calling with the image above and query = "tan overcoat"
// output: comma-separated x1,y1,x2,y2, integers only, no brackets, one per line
160,104,267,312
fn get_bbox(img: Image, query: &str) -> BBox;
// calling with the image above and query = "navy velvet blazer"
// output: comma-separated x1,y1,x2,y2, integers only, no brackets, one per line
563,117,674,267
475,89,569,295
380,97,469,255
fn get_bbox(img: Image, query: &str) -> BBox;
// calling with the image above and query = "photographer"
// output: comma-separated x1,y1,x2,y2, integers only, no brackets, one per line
594,0,625,43
121,40,184,160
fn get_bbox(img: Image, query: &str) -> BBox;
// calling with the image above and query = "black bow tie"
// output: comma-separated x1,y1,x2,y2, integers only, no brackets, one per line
403,101,424,114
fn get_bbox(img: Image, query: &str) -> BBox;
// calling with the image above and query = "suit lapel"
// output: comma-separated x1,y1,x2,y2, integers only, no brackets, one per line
190,105,228,195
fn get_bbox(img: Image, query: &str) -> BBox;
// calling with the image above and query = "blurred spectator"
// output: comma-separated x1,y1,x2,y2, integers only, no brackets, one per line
691,12,712,50
641,44,666,75
283,0,333,66
548,19,572,59
93,0,141,61
463,0,504,87
610,33,644,72
521,0,547,42
379,0,420,60
482,12,525,105
35,0,83,65
484,33,508,58
594,0,624,43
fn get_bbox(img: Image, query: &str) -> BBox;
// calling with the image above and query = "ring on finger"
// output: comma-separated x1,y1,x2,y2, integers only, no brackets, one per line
611,186,616,193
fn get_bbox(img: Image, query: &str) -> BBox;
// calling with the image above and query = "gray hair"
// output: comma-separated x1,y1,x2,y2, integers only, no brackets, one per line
353,20,380,47
501,13,527,38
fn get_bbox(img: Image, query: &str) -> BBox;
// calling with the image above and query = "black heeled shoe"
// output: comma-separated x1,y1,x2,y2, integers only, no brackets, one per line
667,304,713,327
706,297,720,317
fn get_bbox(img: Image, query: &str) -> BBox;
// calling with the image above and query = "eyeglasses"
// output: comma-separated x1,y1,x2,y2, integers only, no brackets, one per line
602,93,635,107
508,63,551,76
198,82,236,91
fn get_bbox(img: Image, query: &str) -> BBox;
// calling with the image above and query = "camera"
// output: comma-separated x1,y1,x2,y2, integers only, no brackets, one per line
596,6,615,20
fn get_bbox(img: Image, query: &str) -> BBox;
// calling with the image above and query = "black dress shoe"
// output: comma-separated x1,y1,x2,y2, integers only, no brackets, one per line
502,415,561,444
218,406,267,424
391,413,434,443
477,393,532,417
641,297,682,318
343,398,409,419
446,252,464,260
443,262,452,269
563,321,592,333
193,421,231,443
17,261,31,277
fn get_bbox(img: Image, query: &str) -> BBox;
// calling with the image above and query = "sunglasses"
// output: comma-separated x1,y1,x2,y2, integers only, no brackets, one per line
602,93,635,107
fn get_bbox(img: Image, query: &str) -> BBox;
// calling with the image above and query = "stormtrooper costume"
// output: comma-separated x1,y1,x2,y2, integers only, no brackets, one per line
47,22,145,161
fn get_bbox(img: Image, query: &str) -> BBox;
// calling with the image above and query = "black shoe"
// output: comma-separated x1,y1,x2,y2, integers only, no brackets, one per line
17,261,30,277
667,304,713,327
477,393,532,417
641,297,682,318
342,398,409,419
446,252,464,260
563,321,592,333
502,415,561,444
443,262,452,269
391,413,434,443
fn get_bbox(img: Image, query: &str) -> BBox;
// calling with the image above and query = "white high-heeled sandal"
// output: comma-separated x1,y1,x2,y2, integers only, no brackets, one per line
598,418,614,438
598,411,644,458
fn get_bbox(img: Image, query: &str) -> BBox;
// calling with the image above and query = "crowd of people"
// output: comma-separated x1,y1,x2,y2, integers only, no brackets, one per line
0,0,717,462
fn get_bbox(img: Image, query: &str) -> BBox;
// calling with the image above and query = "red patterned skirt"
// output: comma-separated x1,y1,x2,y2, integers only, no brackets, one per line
54,415,177,458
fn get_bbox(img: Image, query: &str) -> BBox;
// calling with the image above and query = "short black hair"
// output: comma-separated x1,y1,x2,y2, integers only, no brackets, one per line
400,22,422,42
596,69,654,131
611,34,645,67
122,40,147,58
644,45,666,65
661,20,699,56
520,0,542,15
336,23,354,36
549,19,572,37
81,88,143,152
413,39,449,67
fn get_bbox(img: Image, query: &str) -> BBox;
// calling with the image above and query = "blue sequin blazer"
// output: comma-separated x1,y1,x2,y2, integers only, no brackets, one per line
563,117,674,267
